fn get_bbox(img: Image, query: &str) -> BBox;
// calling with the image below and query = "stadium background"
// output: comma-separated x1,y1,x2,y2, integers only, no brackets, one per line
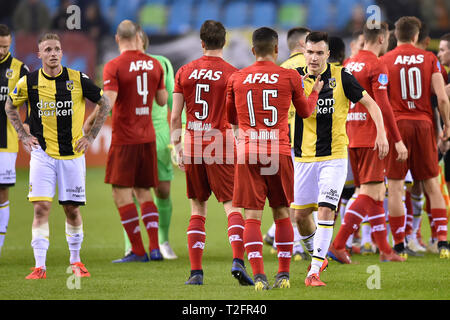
3,0,450,167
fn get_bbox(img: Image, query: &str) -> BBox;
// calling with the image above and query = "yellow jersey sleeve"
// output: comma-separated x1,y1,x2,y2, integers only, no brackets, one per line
9,75,28,108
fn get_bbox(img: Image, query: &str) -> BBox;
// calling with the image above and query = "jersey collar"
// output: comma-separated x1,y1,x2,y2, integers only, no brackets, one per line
41,66,64,79
0,52,11,64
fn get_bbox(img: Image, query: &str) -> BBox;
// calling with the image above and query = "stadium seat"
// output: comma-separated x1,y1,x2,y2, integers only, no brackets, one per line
167,1,193,35
41,0,59,15
307,0,332,30
99,0,116,24
278,3,307,30
223,1,249,29
250,1,276,28
194,1,221,30
139,2,167,34
111,0,141,34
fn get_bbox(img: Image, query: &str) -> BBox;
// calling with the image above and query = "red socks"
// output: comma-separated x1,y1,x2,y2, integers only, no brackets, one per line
275,217,293,274
187,215,206,271
227,212,245,260
333,195,366,250
388,215,406,245
118,203,146,256
141,202,160,252
431,208,448,241
367,198,392,254
244,219,264,276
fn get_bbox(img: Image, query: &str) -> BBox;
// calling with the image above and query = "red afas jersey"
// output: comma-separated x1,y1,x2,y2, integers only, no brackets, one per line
380,44,441,124
226,60,317,157
103,50,165,145
345,50,401,148
174,55,238,157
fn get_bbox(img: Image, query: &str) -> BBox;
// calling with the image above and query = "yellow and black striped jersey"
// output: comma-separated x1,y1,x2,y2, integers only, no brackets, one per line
294,63,366,162
9,67,102,159
280,52,306,148
0,52,29,153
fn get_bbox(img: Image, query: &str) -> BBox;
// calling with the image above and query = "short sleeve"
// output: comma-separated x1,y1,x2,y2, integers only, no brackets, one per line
342,67,366,103
103,60,119,92
20,64,30,78
226,75,238,125
80,72,103,103
173,66,184,94
9,75,28,107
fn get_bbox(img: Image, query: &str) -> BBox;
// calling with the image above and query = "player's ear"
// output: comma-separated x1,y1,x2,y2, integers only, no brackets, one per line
201,41,205,49
115,34,119,44
251,47,256,57
274,44,278,54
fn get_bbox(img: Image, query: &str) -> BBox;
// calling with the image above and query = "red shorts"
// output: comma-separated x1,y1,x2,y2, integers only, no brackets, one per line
105,142,158,188
385,119,438,181
349,147,385,187
232,154,294,210
184,158,234,203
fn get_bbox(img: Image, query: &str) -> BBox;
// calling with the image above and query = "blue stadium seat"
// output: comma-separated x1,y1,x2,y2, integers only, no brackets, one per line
194,1,220,30
167,1,193,34
223,1,249,29
41,0,59,15
307,0,331,30
98,0,116,26
111,0,141,33
250,2,276,28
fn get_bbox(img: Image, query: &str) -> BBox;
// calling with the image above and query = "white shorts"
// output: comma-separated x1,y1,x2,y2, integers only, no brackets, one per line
0,152,17,186
28,147,86,205
291,158,348,211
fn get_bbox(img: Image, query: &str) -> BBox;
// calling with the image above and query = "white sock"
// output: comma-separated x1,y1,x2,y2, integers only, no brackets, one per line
31,223,50,269
66,222,84,264
267,223,276,238
300,230,316,255
361,220,372,245
309,220,334,276
0,201,10,248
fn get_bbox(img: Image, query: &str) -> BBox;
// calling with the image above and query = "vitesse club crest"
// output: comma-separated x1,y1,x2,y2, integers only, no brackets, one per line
328,78,336,89
5,68,13,79
66,80,74,91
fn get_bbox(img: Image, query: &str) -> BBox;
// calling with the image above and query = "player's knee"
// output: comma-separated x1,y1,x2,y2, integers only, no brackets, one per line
155,182,170,199
33,201,51,218
295,209,313,223
0,187,8,203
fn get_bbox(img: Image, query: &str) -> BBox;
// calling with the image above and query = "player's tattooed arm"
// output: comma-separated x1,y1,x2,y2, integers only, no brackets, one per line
75,94,112,152
5,97,39,152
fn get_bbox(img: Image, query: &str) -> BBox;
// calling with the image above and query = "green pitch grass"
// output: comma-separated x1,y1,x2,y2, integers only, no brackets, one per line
1,167,449,300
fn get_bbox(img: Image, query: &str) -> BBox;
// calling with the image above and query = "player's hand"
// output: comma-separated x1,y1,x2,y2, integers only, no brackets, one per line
21,134,39,153
441,124,450,141
394,140,408,162
374,132,389,160
437,139,450,154
173,142,185,171
75,135,94,153
310,74,324,93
